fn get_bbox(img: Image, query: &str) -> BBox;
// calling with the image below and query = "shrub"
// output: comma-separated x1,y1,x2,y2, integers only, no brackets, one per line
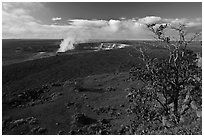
128,23,202,128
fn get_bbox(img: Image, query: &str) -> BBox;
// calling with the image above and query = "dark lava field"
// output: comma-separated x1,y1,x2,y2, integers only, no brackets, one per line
2,39,202,135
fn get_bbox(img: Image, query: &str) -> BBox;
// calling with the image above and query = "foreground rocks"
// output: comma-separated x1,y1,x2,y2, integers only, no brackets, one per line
69,113,112,135
2,72,202,135
2,116,48,135
5,82,64,108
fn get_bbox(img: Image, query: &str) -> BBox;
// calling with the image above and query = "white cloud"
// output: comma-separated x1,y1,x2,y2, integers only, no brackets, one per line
2,3,12,10
52,17,62,21
138,16,162,24
2,3,202,40
120,17,126,20
68,19,108,28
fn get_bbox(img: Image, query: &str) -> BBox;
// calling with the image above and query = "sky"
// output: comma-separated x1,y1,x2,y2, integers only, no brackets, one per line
2,2,202,40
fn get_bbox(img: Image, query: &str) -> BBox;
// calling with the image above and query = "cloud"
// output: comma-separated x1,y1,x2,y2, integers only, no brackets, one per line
2,3,63,38
68,19,108,28
2,3,202,40
120,17,126,20
52,17,62,21
138,16,162,24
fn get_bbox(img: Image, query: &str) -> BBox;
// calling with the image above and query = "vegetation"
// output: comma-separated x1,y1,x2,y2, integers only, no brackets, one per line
2,29,201,135
127,23,202,134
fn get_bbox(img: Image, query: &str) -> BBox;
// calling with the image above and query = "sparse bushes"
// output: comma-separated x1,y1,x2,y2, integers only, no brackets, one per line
128,23,202,131
69,113,112,135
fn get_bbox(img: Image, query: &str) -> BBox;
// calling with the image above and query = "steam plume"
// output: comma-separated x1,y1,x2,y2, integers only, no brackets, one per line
57,37,77,52
56,17,201,52
57,32,90,52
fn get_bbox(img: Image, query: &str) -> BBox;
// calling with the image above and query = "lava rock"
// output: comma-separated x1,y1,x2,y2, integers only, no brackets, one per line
106,87,116,92
72,113,97,126
26,117,37,125
37,127,47,134
120,104,125,107
51,82,63,87
66,102,75,107
12,118,25,126
86,104,91,108
31,126,40,133
99,119,110,124
57,130,64,135
69,130,77,135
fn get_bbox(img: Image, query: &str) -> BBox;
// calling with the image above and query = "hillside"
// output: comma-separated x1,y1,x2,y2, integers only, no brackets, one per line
2,71,202,135
2,41,202,135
